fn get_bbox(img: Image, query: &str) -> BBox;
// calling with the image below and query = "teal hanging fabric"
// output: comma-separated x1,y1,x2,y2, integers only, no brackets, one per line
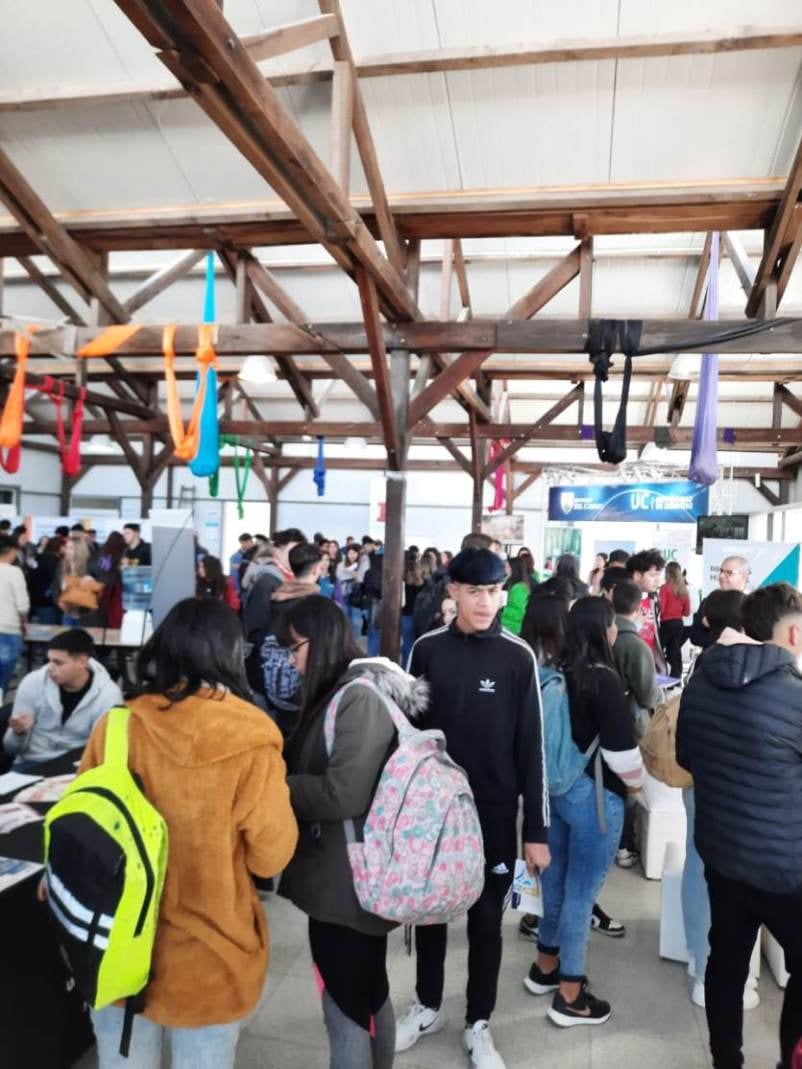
190,254,220,480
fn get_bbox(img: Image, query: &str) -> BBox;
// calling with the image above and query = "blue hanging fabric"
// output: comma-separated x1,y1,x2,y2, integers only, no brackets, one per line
689,232,720,485
190,253,220,480
313,435,326,497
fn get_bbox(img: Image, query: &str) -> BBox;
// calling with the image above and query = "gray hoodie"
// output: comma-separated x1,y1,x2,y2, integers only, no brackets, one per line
4,658,123,764
279,658,428,935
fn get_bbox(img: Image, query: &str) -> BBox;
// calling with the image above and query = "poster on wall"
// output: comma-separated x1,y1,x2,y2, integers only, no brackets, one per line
701,539,801,596
482,513,524,544
544,527,582,572
549,481,709,524
655,528,697,572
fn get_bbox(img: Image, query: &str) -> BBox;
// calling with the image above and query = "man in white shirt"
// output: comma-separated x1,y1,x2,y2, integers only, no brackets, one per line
0,534,30,695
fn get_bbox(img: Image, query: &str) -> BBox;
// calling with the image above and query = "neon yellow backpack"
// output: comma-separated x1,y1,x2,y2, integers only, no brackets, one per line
43,706,168,1055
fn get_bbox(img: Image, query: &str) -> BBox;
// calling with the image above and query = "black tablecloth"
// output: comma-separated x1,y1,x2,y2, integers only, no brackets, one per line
0,750,94,1068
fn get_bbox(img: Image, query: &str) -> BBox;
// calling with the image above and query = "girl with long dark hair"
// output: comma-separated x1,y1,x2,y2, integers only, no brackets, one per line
522,596,644,1028
501,556,537,635
197,555,240,612
279,595,428,1069
555,553,589,599
75,598,298,1067
86,531,127,628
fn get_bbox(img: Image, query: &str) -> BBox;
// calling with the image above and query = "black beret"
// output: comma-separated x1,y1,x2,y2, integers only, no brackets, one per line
448,548,507,586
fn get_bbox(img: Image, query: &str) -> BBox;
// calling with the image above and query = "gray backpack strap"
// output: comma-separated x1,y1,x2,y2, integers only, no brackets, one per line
592,747,607,834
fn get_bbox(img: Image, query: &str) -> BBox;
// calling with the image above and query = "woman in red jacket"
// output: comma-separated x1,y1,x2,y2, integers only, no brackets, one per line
658,561,691,680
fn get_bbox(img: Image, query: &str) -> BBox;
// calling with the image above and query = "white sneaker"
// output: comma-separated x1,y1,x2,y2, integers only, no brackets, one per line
691,979,760,1011
395,1001,445,1052
462,1020,506,1068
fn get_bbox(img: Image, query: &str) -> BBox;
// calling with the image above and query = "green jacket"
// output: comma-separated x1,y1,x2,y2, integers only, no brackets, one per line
614,615,661,723
502,582,530,635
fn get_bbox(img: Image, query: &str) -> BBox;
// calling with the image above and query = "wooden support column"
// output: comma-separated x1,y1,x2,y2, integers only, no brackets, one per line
379,349,410,661
470,410,484,533
60,472,78,515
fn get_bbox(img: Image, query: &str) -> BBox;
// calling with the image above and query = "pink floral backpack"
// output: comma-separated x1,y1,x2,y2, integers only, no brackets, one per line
324,675,485,926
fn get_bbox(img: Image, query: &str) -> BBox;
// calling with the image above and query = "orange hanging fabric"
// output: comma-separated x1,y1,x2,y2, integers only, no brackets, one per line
0,331,31,450
163,324,217,461
76,324,142,357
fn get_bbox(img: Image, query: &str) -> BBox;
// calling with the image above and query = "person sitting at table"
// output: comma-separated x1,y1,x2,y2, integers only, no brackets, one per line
3,629,122,769
74,596,297,1069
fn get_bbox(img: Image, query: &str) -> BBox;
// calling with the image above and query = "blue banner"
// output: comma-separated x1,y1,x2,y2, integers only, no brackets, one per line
548,481,710,524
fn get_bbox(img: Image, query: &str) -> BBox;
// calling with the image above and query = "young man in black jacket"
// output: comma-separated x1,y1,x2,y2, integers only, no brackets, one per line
396,548,549,1069
677,582,802,1069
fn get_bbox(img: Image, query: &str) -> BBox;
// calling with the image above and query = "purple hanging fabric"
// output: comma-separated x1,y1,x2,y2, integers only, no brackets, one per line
689,232,720,485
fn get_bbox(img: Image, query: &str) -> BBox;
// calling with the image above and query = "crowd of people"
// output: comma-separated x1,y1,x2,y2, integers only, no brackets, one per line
0,515,799,1069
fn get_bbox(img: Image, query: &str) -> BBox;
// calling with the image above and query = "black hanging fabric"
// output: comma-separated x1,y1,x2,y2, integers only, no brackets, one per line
587,319,642,465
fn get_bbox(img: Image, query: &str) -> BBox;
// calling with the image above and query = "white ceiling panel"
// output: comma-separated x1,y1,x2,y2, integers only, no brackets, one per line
446,61,616,188
432,0,617,47
341,0,441,55
610,48,802,182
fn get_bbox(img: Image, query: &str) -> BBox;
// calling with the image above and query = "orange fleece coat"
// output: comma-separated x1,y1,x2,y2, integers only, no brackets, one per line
79,689,298,1028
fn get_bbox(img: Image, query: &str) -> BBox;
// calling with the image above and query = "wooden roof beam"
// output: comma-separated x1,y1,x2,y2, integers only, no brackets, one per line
747,133,802,316
114,0,417,322
407,244,582,426
122,248,207,315
5,27,802,112
16,256,87,326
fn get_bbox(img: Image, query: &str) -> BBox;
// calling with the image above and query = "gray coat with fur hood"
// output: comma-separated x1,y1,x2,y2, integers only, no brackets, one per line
279,658,429,935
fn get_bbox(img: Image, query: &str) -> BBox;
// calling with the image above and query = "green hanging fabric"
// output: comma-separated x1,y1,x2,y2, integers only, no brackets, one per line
213,435,252,518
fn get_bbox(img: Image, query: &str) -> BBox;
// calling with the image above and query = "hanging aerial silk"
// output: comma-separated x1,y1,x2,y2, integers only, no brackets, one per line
39,377,86,476
486,386,510,512
313,436,326,497
689,232,720,486
163,325,209,461
0,330,32,471
211,435,252,515
190,254,220,481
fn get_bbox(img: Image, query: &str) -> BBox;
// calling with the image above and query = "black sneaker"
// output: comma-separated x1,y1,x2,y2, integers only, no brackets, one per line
590,903,626,938
548,989,612,1028
523,960,560,996
518,914,539,943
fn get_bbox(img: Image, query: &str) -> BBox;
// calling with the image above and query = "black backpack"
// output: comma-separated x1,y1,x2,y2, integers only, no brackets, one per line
412,576,448,640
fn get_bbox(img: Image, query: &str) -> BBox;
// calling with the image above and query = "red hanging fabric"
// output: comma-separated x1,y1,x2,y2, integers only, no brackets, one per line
32,375,86,476
0,444,20,474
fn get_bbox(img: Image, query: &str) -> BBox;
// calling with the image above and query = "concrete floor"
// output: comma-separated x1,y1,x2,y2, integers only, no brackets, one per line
75,865,785,1068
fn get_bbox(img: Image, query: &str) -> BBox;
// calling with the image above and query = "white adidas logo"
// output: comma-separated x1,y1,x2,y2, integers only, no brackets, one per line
478,678,496,694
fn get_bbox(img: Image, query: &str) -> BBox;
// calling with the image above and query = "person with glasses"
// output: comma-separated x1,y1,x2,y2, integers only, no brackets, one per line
689,556,751,650
278,595,429,1069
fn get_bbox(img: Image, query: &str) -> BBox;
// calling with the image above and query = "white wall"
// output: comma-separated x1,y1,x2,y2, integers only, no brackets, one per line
0,447,63,514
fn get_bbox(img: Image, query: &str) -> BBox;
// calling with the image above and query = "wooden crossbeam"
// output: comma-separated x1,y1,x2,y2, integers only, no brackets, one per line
356,268,399,466
747,134,802,316
123,249,207,315
6,315,802,358
216,246,319,417
243,251,379,418
7,27,802,112
689,232,713,319
0,180,789,256
115,0,417,321
318,0,405,275
28,417,798,450
244,14,338,63
407,245,582,426
721,232,756,297
0,147,127,321
330,60,354,192
512,471,542,500
482,385,584,478
453,239,471,311
437,435,472,475
775,382,802,421
16,256,87,325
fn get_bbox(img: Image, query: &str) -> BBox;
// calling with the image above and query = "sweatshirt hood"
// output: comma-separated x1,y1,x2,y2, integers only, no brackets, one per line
341,657,429,721
699,639,800,691
272,579,320,602
129,688,281,768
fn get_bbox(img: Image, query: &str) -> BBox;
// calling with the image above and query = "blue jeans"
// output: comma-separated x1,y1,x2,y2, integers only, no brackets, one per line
681,786,710,979
538,775,625,980
0,633,22,694
346,605,365,642
91,1007,240,1069
33,606,60,624
62,613,82,627
400,615,415,668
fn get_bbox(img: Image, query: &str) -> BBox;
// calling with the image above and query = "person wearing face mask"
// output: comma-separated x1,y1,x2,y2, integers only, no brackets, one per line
677,583,802,1069
395,548,549,1069
688,555,751,650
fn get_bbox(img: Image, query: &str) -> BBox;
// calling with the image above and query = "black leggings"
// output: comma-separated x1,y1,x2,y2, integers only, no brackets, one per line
659,618,686,680
308,917,389,1031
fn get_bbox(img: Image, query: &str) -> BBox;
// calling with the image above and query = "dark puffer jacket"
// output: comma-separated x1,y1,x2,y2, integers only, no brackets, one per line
676,640,802,894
